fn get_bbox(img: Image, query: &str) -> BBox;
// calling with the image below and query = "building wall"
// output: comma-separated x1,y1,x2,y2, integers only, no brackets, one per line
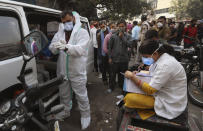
156,0,173,10
155,0,175,19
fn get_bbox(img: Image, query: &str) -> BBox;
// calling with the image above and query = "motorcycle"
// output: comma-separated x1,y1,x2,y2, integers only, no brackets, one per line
0,31,64,131
187,37,203,107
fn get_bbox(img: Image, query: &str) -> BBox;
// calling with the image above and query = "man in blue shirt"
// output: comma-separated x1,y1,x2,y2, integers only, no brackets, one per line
131,21,141,56
132,21,141,40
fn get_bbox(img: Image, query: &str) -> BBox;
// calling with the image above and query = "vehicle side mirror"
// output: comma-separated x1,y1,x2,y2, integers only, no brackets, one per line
23,31,48,57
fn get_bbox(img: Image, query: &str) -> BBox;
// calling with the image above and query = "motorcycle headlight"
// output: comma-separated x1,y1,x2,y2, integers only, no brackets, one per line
0,101,11,115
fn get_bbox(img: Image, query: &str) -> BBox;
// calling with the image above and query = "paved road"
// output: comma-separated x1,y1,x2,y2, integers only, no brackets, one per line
60,72,122,131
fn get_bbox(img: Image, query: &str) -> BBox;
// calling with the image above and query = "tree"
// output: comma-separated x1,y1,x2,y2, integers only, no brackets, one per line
172,0,203,19
57,0,149,20
57,0,97,20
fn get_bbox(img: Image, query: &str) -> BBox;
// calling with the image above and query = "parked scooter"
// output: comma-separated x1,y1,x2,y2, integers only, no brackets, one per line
0,31,64,131
187,37,203,107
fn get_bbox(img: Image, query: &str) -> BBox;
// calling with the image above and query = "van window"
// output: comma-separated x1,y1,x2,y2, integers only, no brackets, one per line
0,11,23,61
0,17,21,44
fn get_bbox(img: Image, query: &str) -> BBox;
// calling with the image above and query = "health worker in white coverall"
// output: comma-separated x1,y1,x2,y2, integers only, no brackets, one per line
49,10,91,130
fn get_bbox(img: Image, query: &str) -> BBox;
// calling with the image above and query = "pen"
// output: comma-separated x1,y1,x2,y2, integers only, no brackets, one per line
120,72,125,76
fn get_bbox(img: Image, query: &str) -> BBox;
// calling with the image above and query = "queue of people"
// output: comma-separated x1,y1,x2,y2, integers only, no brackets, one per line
91,19,133,93
90,15,203,123
90,16,203,94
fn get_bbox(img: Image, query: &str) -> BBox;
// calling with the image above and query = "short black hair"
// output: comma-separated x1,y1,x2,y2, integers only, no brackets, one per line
141,15,147,22
133,21,138,25
158,16,166,21
61,10,73,19
139,40,174,56
191,19,197,23
117,19,126,26
99,20,106,26
145,30,158,40
169,21,175,25
109,22,115,26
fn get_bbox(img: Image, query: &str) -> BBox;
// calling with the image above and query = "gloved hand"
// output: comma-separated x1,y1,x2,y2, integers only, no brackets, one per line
55,43,67,50
52,42,61,49
54,40,67,50
81,116,91,130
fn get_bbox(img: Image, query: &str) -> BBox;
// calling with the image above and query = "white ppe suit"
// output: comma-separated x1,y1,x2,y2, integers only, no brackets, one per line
49,12,90,122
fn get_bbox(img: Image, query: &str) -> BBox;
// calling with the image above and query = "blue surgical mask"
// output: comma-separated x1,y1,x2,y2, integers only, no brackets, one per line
141,46,161,65
142,57,154,65
64,21,73,31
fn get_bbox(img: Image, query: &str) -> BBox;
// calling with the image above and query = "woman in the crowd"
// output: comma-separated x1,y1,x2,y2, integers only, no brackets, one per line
124,40,187,120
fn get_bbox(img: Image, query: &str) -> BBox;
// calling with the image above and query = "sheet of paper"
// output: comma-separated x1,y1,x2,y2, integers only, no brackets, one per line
123,74,151,94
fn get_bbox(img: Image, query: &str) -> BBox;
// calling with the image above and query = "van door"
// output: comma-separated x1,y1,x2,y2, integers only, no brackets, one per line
0,9,38,92
23,8,61,80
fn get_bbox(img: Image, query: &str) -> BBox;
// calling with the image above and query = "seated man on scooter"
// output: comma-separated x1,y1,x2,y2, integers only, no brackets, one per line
124,39,187,120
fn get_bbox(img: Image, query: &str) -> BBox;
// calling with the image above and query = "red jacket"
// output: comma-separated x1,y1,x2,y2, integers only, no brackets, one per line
183,25,197,44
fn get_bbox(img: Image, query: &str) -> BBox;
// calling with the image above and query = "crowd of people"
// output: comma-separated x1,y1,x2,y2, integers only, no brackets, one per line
49,9,203,129
90,15,203,94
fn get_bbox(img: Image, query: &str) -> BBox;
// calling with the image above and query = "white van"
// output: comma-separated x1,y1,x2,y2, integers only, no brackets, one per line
0,0,93,97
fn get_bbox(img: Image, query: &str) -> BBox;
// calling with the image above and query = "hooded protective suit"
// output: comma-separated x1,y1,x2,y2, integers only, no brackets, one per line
49,11,90,129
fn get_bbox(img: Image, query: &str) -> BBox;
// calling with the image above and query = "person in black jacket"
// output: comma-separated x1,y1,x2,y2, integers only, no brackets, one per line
108,19,132,93
97,20,110,84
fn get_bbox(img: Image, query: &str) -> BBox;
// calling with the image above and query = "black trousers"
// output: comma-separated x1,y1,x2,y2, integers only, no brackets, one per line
131,40,138,56
94,47,98,72
101,55,109,82
109,62,128,90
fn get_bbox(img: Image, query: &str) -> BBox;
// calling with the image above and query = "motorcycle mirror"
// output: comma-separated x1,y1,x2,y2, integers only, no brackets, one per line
23,30,48,58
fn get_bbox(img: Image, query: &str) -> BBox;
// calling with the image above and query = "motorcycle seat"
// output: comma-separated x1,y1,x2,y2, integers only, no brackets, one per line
131,108,188,131
118,107,189,131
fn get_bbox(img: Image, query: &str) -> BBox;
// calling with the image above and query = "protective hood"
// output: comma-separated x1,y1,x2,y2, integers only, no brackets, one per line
56,11,82,45
68,11,82,45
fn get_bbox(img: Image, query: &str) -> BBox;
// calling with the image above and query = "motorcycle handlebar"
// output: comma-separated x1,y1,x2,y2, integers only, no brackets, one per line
0,114,25,129
37,76,64,90
26,76,64,98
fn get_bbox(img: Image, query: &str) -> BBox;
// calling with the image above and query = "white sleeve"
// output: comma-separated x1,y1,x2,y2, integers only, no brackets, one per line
49,33,59,55
66,29,90,56
91,29,97,47
93,30,97,46
149,64,171,90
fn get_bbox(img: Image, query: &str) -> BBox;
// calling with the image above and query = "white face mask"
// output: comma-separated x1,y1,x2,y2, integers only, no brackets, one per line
157,22,163,28
64,21,74,31
101,27,107,32
111,29,117,33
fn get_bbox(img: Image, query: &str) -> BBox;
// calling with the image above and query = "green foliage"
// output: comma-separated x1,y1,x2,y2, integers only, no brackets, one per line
172,0,203,19
57,0,149,20
58,0,97,20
